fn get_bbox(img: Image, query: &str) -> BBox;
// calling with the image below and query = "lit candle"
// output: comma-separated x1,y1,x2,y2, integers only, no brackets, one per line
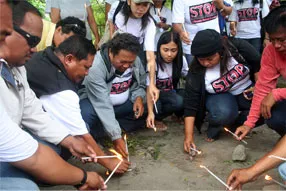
81,155,118,160
200,165,230,189
152,124,157,132
104,160,123,185
190,148,202,155
268,155,286,161
265,175,286,188
224,128,247,145
124,134,130,161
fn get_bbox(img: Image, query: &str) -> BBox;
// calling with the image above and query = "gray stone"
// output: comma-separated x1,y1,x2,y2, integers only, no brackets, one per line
232,144,247,161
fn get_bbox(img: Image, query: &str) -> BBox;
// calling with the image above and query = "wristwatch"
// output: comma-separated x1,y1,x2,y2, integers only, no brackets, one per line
74,169,87,189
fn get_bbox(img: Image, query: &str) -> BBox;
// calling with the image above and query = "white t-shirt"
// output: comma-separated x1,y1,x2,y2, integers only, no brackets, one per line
205,57,252,95
40,90,89,136
172,0,220,54
228,0,269,39
0,103,38,162
106,0,120,5
108,1,156,51
110,68,133,106
149,6,172,50
51,0,93,40
146,56,189,91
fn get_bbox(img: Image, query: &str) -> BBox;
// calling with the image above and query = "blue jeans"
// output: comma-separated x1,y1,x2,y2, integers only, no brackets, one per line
278,162,286,181
0,178,39,190
155,90,184,120
241,38,262,53
80,98,146,139
205,92,252,139
265,100,286,137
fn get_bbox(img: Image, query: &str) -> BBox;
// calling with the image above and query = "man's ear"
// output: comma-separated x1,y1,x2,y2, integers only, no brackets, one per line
63,54,75,66
55,26,62,33
127,0,131,6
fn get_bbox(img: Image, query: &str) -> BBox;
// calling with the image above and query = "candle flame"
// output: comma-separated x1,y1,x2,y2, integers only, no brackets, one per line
265,175,272,181
109,149,123,161
199,165,205,168
106,170,110,176
124,134,127,141
224,127,229,132
84,3,87,8
197,150,202,155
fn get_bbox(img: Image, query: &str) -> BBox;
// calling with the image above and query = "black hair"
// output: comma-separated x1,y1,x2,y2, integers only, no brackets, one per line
264,5,286,34
121,1,152,31
56,16,87,37
156,31,183,89
236,0,261,7
12,1,42,26
190,37,232,76
55,35,96,60
107,33,141,56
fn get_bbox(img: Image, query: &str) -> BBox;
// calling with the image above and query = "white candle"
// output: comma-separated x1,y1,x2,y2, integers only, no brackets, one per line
182,24,186,32
104,160,123,185
124,134,130,162
265,175,286,188
81,156,118,160
224,128,248,145
268,155,286,161
153,99,158,114
190,148,202,155
200,165,230,189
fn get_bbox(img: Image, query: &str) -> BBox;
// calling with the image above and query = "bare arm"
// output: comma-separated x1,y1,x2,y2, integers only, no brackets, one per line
173,23,191,44
50,7,60,24
184,116,196,153
87,6,100,47
146,51,159,101
108,21,115,39
105,3,112,22
146,86,155,128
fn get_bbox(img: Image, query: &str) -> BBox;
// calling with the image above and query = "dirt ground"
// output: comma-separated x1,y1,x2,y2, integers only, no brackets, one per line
42,118,285,191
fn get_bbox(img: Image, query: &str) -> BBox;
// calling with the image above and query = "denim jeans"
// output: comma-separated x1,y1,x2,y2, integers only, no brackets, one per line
241,38,262,53
205,92,252,139
80,98,146,139
0,178,39,191
265,100,286,137
278,162,286,181
155,89,184,120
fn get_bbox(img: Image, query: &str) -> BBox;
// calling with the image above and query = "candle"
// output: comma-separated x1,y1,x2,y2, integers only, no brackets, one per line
268,155,286,161
124,134,130,161
153,99,158,114
104,160,123,185
81,155,118,160
190,148,202,155
265,175,286,188
182,24,186,33
200,165,230,189
152,124,157,132
224,128,248,145
83,3,87,20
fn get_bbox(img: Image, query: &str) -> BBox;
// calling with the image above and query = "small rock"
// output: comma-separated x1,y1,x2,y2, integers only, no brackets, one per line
144,152,153,160
232,144,247,161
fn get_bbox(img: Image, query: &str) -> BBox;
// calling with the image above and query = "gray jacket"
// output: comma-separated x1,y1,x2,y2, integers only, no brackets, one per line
80,46,146,141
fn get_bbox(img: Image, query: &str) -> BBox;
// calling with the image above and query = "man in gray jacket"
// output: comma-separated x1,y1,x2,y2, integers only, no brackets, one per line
80,33,147,158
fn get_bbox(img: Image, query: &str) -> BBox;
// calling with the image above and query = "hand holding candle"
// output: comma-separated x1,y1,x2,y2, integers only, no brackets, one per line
265,175,286,188
153,99,158,114
200,165,230,189
124,134,130,161
224,128,248,145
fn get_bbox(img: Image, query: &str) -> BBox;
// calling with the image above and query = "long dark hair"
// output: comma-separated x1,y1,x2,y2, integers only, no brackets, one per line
190,37,232,76
236,0,261,7
156,31,183,89
121,1,152,31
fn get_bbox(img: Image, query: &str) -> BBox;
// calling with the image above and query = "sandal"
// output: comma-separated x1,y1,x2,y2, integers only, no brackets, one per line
205,137,215,142
154,120,168,131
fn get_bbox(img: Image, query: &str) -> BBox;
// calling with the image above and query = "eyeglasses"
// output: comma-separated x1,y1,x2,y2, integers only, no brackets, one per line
64,24,86,36
13,25,41,48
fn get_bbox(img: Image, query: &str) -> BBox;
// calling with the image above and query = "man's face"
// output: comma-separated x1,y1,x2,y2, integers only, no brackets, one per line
53,26,75,47
64,53,94,83
5,12,42,66
269,27,286,56
109,49,137,73
0,2,13,58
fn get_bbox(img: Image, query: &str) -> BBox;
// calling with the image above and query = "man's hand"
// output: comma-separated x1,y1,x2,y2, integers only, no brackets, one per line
230,22,237,37
146,113,155,129
113,138,128,159
106,158,130,174
227,168,256,190
184,135,196,153
133,97,144,119
149,84,160,102
60,136,97,161
235,125,251,140
79,172,107,190
260,92,276,119
179,31,191,45
213,0,224,9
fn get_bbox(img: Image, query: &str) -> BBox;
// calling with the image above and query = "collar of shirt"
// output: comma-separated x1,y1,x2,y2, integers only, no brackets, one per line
0,58,16,88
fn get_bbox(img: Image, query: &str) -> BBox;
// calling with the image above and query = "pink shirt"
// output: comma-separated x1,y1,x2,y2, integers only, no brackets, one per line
244,44,286,128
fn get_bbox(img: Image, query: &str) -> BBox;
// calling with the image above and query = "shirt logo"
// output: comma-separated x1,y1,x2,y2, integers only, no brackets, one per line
211,63,249,93
237,8,259,22
189,2,218,24
156,77,173,91
110,78,132,94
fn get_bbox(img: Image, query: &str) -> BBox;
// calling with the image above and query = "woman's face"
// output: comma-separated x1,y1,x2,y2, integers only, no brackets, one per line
197,53,221,68
269,27,286,56
128,0,151,18
160,41,178,63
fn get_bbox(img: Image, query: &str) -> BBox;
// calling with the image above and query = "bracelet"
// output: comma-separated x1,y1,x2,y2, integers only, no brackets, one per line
74,169,87,189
